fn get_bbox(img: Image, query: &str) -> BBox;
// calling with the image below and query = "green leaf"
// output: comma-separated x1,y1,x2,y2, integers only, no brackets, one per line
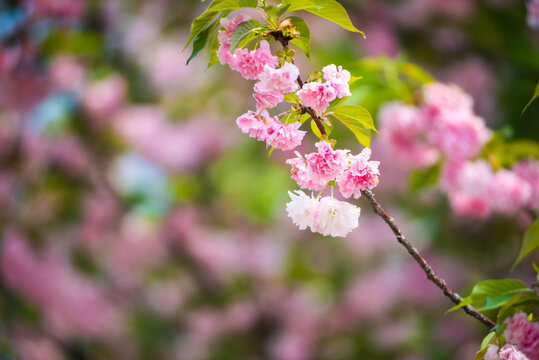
476,294,515,312
475,332,497,360
185,9,219,51
400,62,434,85
288,16,311,59
284,93,300,104
332,105,376,147
533,262,539,283
283,0,364,35
187,20,218,65
513,219,539,268
207,31,221,68
310,119,332,138
229,20,262,53
208,0,258,11
497,292,539,324
448,279,531,313
522,82,539,116
409,163,441,192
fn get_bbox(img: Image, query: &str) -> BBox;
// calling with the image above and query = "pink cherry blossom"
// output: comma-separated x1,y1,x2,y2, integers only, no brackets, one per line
286,153,328,191
311,196,361,237
505,312,539,360
253,82,284,111
265,119,306,151
305,141,349,184
514,159,539,209
485,344,530,360
296,81,337,112
322,64,352,98
229,41,278,80
83,74,126,120
216,14,251,65
286,190,318,230
236,111,267,141
337,148,380,199
488,170,531,214
258,62,300,94
378,101,439,169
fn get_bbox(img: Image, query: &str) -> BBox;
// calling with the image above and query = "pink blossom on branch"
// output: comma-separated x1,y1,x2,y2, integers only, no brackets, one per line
286,153,328,191
305,141,349,184
286,191,360,237
337,148,380,199
229,41,278,80
297,82,337,112
258,62,300,95
484,344,530,360
505,312,539,360
322,64,352,98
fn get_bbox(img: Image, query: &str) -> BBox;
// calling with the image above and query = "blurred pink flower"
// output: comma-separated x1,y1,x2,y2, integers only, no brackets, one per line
488,170,531,214
49,55,87,94
514,158,539,209
114,106,226,172
485,344,530,360
378,101,439,169
441,160,493,219
83,74,127,121
527,0,539,29
505,312,539,359
28,0,86,21
1,231,121,338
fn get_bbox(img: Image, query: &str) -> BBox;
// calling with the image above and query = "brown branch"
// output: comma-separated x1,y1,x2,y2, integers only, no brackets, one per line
272,29,496,328
360,189,496,329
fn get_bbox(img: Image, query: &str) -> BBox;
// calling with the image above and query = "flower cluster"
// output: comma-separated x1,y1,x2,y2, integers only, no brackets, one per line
236,110,306,151
297,65,351,112
216,14,378,237
484,344,529,360
286,190,360,237
503,312,539,360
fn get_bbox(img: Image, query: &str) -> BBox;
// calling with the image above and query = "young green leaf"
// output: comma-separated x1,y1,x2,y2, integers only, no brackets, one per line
448,279,531,313
185,10,220,51
513,218,539,268
288,16,311,59
497,292,539,324
208,0,258,12
207,31,221,68
187,20,219,65
283,0,364,35
229,20,262,54
310,119,332,138
474,332,497,360
522,81,539,116
332,105,376,147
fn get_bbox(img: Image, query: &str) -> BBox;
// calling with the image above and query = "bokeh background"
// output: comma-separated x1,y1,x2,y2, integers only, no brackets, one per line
0,0,538,359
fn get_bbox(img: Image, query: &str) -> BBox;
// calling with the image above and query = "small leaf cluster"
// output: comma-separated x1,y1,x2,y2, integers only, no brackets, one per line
184,0,362,67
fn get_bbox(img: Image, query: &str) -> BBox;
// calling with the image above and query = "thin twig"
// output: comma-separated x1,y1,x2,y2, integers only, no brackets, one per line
361,189,496,329
274,29,496,329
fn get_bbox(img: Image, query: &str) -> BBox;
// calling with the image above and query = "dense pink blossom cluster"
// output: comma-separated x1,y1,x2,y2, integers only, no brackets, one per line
236,110,306,151
484,344,529,360
287,143,379,196
286,190,361,237
296,65,351,112
504,312,539,360
216,13,378,237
